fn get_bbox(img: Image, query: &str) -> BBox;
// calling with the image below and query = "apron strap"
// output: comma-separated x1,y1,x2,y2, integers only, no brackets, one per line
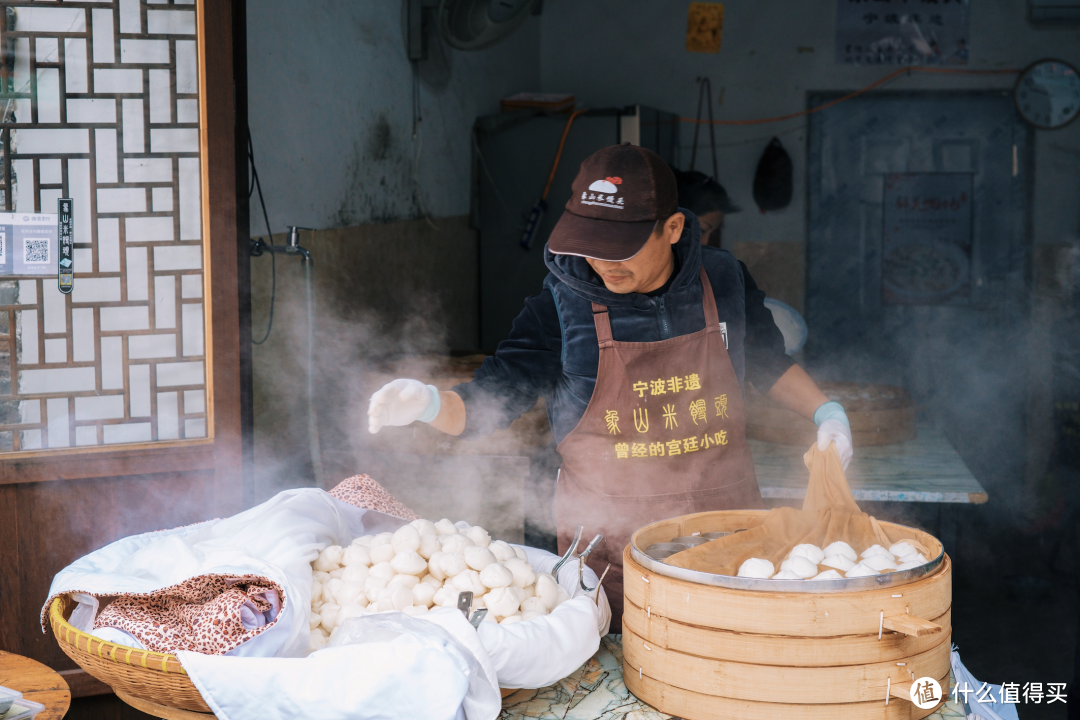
592,268,719,346
699,267,721,327
591,302,615,347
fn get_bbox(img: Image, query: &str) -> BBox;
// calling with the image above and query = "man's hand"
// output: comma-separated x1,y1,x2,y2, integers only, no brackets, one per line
367,379,439,434
817,418,853,469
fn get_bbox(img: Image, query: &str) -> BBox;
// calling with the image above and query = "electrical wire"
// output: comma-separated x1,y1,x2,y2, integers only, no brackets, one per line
680,67,1021,127
248,131,277,345
411,60,437,230
542,109,587,201
689,77,718,178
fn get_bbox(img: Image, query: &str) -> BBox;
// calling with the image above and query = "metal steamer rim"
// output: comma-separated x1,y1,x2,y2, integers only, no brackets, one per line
631,522,945,593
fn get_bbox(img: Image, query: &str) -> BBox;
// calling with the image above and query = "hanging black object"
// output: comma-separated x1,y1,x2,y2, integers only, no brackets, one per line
753,137,792,212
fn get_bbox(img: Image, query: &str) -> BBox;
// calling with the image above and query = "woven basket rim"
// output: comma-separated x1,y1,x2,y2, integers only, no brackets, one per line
48,595,187,676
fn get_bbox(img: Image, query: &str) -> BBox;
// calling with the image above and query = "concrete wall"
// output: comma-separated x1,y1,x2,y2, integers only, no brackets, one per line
246,1,541,231
245,2,542,520
539,0,1080,309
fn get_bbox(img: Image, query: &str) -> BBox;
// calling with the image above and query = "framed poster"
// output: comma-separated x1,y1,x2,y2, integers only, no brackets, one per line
836,0,970,66
882,173,973,306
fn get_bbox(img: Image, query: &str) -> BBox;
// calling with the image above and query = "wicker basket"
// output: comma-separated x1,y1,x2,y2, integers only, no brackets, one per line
50,594,520,710
48,595,214,714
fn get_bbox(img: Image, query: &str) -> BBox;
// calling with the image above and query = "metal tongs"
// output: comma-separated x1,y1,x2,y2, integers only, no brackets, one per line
456,591,488,628
551,525,583,579
575,534,606,597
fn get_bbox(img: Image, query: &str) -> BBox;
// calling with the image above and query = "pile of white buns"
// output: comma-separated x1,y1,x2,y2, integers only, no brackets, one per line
308,519,571,652
736,541,930,580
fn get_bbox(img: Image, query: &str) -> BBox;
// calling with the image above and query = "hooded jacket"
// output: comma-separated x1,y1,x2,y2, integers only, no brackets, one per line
453,212,792,445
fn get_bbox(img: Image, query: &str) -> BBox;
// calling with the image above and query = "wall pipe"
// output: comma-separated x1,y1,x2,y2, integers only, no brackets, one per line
250,226,325,489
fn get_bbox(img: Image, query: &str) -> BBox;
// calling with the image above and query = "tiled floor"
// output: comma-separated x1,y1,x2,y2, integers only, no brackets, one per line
500,635,968,719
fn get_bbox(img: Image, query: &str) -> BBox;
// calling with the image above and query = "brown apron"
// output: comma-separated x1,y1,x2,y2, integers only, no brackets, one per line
554,268,762,631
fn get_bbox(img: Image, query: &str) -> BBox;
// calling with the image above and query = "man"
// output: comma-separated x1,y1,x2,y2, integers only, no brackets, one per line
672,167,739,249
368,144,852,628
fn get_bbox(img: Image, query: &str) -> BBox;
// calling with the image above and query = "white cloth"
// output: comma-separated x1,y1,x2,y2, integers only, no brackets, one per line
481,546,609,689
45,488,403,659
181,633,471,720
950,649,1020,720
46,488,609,719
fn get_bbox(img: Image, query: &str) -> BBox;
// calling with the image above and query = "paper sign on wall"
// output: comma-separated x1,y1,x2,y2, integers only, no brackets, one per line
0,212,59,277
882,173,973,306
836,0,970,66
686,3,724,54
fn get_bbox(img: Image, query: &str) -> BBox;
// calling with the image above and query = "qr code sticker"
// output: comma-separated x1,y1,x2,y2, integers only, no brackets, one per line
24,239,49,264
0,232,5,262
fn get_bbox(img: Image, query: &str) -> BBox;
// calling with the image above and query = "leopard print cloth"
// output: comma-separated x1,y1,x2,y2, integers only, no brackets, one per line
43,475,418,654
328,474,419,520
91,574,283,655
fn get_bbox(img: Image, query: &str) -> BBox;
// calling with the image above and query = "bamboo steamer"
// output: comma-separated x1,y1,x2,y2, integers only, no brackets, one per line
623,510,951,720
746,381,916,446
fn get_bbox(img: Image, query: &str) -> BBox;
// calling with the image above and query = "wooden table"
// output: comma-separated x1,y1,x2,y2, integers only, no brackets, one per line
750,424,989,504
0,651,70,720
500,635,966,719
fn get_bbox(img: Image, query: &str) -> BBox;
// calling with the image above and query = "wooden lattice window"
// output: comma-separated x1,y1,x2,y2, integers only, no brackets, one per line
0,0,209,453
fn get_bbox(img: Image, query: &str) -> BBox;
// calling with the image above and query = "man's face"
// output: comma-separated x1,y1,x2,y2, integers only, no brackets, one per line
697,210,725,247
586,213,685,294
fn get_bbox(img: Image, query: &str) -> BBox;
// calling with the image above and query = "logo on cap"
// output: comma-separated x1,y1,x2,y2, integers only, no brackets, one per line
581,176,625,210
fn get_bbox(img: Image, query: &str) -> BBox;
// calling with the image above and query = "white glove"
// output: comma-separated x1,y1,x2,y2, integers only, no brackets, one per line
817,419,853,469
367,379,440,434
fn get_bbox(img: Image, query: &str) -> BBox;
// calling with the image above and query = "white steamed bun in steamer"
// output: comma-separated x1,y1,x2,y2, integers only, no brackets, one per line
451,569,487,597
519,596,548,616
810,569,843,581
479,562,514,589
860,544,894,560
821,554,856,572
369,562,396,581
888,542,918,558
488,540,516,562
505,558,537,589
409,518,438,536
898,552,928,565
463,545,497,571
417,534,440,560
788,544,825,565
465,526,492,548
441,534,473,555
389,550,428,576
845,563,880,578
770,569,803,580
313,545,343,572
896,558,926,571
737,558,774,579
534,573,560,611
439,552,468,578
368,543,396,564
387,574,419,590
391,525,421,553
341,545,371,567
823,541,858,562
780,556,819,579
308,518,565,649
860,554,898,572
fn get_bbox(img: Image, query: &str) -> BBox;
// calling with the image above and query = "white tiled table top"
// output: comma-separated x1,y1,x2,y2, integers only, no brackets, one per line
750,424,988,504
499,635,966,719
